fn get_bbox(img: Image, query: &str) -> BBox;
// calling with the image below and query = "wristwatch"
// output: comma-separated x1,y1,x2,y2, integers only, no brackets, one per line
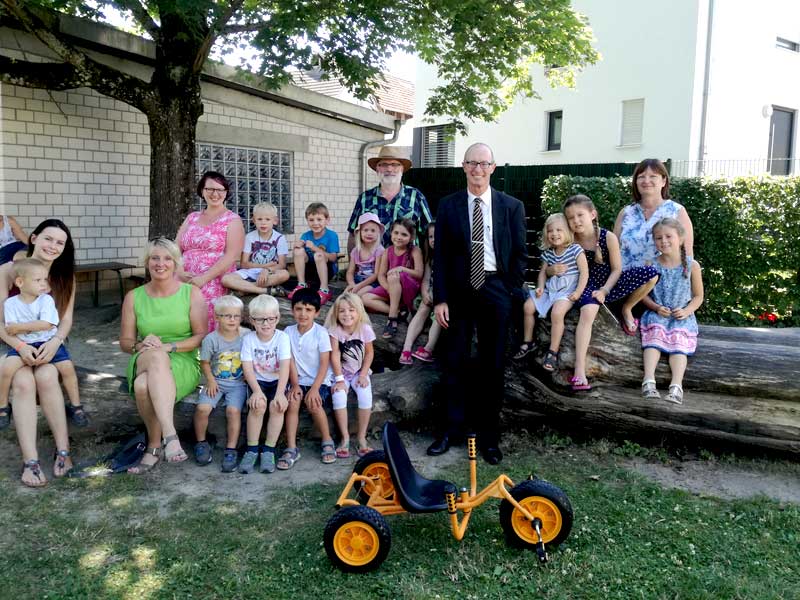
170,342,177,353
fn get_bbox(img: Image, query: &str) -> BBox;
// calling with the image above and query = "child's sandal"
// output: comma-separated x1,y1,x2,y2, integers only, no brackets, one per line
641,379,660,400
276,447,301,470
542,350,559,371
21,459,47,488
53,449,73,478
514,342,535,360
382,318,398,339
665,384,684,405
321,440,337,464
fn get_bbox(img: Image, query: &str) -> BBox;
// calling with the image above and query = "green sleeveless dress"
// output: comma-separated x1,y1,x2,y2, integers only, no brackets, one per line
125,283,200,402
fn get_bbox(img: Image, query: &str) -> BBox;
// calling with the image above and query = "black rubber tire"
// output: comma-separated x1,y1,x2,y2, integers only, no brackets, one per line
499,479,574,549
353,450,395,504
324,505,392,573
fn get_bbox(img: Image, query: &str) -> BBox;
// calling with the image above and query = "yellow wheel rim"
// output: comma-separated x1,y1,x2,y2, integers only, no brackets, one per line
361,463,395,499
511,496,563,544
333,521,381,566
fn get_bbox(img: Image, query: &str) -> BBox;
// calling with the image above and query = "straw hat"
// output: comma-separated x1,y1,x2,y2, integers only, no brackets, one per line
367,146,413,172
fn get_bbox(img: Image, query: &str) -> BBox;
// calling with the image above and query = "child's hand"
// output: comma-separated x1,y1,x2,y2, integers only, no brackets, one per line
672,307,693,320
356,373,370,388
293,239,305,249
344,284,355,293
289,385,303,402
273,393,288,413
591,288,607,304
248,391,267,411
205,380,219,398
656,305,672,317
304,387,322,410
535,287,544,298
567,291,580,302
17,344,37,366
333,380,347,393
304,240,316,250
422,290,432,306
256,269,272,287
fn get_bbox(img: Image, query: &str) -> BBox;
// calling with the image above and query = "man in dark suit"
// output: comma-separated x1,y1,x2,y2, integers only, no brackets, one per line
429,143,527,464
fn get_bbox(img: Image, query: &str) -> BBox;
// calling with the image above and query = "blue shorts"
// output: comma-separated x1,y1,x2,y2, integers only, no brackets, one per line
6,340,71,363
257,379,285,402
198,379,247,411
299,384,332,411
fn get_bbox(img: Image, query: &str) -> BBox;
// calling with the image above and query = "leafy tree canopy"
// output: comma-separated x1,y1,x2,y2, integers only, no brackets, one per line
1,0,598,129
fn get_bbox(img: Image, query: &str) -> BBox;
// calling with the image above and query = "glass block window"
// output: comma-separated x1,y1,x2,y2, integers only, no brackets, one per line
196,144,293,233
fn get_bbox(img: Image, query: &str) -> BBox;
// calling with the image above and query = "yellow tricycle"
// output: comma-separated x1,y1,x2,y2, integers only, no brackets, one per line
324,422,573,572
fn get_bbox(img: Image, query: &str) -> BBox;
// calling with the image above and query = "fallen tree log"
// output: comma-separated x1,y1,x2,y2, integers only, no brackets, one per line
73,292,800,455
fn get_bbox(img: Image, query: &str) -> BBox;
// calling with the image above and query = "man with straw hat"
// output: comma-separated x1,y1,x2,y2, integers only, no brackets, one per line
348,146,432,250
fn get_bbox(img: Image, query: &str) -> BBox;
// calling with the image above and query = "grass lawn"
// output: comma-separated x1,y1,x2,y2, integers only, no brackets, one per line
1,434,798,600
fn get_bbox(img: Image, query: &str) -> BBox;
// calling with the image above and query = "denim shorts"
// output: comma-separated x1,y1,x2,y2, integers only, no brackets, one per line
198,379,247,411
299,384,332,411
6,339,71,364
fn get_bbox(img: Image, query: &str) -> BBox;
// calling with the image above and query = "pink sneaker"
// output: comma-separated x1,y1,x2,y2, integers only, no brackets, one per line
399,350,413,365
287,284,307,300
318,289,333,304
412,347,434,362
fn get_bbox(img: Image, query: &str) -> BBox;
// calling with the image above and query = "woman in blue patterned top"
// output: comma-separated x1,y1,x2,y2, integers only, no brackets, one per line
613,159,694,334
516,213,588,371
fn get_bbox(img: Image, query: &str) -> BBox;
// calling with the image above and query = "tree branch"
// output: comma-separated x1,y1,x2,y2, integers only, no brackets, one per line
0,1,158,114
219,21,265,36
192,0,244,73
109,0,160,42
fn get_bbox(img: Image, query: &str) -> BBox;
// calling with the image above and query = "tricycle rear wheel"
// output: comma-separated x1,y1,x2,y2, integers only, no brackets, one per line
324,505,392,572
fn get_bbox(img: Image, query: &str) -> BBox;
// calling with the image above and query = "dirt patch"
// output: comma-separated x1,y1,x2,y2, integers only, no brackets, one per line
628,458,800,504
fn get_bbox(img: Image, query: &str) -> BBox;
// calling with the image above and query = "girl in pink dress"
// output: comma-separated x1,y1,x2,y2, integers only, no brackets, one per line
361,218,423,339
177,172,245,331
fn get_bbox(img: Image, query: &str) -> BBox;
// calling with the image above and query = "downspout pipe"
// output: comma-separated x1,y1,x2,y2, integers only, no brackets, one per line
360,118,404,191
697,0,715,174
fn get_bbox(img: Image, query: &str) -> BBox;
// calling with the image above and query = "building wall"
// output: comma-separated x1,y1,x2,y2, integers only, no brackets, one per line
415,0,711,165
701,0,800,162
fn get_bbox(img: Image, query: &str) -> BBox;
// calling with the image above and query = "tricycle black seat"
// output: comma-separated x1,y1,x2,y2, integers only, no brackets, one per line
383,422,456,513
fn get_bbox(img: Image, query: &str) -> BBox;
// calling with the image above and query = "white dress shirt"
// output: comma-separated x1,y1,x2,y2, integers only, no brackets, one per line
467,188,497,272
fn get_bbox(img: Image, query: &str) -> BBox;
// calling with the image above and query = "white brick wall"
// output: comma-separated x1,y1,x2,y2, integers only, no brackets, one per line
1,80,386,301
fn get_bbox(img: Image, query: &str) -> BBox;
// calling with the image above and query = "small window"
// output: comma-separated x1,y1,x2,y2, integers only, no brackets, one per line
418,124,455,168
195,143,293,233
546,110,562,151
620,99,645,146
776,37,799,52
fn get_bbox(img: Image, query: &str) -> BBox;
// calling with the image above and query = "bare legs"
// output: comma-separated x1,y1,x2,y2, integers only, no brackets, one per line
194,404,242,449
131,349,181,469
362,271,403,318
12,364,71,484
292,249,329,290
548,300,573,353
401,303,441,353
573,304,600,384
222,270,290,295
622,276,658,329
245,395,285,449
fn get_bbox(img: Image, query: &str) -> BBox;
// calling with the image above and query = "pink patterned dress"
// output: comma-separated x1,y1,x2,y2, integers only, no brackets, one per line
179,210,238,331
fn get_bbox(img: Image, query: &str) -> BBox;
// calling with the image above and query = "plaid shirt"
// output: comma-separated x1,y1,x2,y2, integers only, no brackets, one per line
348,184,433,246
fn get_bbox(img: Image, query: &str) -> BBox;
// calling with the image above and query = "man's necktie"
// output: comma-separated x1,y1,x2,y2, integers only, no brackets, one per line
470,197,485,290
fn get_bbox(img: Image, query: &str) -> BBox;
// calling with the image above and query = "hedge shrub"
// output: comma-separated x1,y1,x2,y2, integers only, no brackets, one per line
541,175,800,325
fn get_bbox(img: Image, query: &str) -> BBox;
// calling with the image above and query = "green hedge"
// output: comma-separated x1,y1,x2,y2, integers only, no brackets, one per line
541,175,800,325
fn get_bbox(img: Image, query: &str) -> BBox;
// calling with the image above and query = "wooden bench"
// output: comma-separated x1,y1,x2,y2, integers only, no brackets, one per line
75,261,137,306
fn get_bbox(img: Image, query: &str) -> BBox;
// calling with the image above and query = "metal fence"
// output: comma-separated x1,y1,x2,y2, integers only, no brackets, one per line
403,162,638,279
668,158,800,177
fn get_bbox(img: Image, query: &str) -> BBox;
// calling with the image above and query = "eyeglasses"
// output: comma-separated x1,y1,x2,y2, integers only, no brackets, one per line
203,187,227,195
251,316,279,325
463,161,494,169
215,313,241,320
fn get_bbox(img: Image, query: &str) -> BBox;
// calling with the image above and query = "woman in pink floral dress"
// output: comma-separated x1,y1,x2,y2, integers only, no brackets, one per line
177,171,245,331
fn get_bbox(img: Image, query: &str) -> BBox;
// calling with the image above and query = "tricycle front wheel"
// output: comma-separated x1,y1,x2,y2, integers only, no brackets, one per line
499,479,573,549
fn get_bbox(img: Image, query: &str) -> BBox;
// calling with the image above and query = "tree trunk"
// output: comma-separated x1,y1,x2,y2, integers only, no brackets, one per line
146,96,203,239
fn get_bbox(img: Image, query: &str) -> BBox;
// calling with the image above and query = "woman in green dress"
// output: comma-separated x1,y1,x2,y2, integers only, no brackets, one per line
120,238,207,473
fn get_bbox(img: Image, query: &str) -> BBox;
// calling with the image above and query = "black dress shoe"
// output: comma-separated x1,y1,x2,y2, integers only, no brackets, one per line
481,446,503,465
427,436,451,456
